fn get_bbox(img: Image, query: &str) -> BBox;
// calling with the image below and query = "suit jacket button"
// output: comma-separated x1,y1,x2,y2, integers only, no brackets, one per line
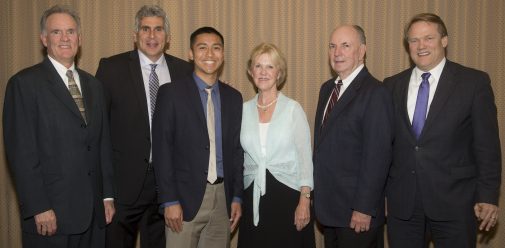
81,123,86,128
414,146,419,151
88,172,91,176
144,158,149,163
87,146,91,151
205,145,209,150
411,170,416,174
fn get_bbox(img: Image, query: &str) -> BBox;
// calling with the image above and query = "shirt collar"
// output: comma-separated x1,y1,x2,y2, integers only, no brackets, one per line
48,55,75,74
138,50,165,68
193,72,219,92
335,63,364,86
413,57,446,85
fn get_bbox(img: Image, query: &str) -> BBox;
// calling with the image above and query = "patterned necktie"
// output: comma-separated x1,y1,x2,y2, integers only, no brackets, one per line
149,64,159,117
66,70,86,122
205,88,217,183
412,72,431,139
322,80,343,126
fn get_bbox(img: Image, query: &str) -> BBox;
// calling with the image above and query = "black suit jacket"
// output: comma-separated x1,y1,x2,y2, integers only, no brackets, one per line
313,67,393,228
3,57,114,234
95,51,192,205
152,76,244,221
384,60,501,220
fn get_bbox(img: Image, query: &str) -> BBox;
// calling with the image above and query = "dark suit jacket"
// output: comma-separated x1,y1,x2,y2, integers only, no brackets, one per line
384,60,501,220
3,57,114,234
313,67,393,228
95,51,192,205
152,76,244,221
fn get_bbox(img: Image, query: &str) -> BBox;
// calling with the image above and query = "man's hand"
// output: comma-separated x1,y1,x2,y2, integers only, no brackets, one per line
230,202,242,232
104,199,115,224
474,202,499,231
34,209,57,236
349,210,371,233
164,204,184,233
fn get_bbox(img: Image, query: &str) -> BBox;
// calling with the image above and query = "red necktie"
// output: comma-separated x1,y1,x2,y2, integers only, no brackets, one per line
322,80,343,127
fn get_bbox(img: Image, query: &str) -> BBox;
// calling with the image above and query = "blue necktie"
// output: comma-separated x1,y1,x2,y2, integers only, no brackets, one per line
412,72,431,139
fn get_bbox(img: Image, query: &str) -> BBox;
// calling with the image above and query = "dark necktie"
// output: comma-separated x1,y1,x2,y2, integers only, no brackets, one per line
412,72,431,139
149,64,159,117
66,70,86,122
322,80,343,126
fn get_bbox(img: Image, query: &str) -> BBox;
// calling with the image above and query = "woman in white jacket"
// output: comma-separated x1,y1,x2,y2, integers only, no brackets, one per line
237,43,315,248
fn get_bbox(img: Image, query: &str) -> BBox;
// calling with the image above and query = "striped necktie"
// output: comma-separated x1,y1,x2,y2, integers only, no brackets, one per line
149,64,159,117
66,70,86,122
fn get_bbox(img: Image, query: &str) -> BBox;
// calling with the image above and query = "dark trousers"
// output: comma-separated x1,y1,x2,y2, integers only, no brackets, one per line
106,170,165,248
323,225,384,248
387,189,477,248
22,211,105,248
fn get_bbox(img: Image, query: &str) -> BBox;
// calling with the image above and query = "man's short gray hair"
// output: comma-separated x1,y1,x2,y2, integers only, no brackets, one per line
134,5,170,34
40,5,81,34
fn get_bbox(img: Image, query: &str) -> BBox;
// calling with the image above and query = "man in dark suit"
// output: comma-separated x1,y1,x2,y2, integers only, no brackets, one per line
152,26,243,248
3,5,114,248
94,5,192,248
384,13,501,248
313,25,393,248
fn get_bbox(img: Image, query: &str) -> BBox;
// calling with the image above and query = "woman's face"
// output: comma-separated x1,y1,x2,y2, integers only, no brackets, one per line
249,53,280,92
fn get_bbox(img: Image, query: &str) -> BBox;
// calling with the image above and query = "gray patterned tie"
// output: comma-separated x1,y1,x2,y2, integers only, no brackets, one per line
66,70,86,122
149,64,159,117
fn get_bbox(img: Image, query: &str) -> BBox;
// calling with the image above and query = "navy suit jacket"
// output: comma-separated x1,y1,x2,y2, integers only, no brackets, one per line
152,75,244,221
384,60,501,220
3,57,114,234
95,50,192,205
313,67,393,228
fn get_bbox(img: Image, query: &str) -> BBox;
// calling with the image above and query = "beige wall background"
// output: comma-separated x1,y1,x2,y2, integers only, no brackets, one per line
1,0,504,247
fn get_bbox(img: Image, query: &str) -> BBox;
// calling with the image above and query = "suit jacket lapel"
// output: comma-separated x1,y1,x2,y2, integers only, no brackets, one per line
397,69,415,141
128,51,150,129
43,58,83,120
317,67,366,145
421,61,457,138
186,77,208,133
219,82,230,141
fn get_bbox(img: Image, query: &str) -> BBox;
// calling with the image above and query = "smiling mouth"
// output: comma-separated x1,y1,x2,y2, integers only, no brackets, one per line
417,51,430,56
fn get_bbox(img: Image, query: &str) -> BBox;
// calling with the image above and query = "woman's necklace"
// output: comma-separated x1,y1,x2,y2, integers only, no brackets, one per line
256,97,278,112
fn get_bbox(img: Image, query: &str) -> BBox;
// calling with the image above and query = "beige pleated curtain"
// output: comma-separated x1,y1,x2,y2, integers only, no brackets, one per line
1,1,504,247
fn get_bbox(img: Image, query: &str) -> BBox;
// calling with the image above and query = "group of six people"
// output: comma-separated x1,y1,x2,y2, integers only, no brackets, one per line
4,4,501,248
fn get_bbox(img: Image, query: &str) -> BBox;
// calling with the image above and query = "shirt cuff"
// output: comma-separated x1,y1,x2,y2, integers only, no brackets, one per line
161,201,180,208
103,198,114,201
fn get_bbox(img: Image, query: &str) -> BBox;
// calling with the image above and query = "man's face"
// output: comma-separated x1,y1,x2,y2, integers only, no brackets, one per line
328,26,366,80
40,13,81,68
407,21,448,71
189,33,224,82
134,16,168,62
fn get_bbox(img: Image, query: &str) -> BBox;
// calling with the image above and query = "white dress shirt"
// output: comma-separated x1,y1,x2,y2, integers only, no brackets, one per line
48,55,81,91
322,63,364,120
138,50,172,128
407,58,446,123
